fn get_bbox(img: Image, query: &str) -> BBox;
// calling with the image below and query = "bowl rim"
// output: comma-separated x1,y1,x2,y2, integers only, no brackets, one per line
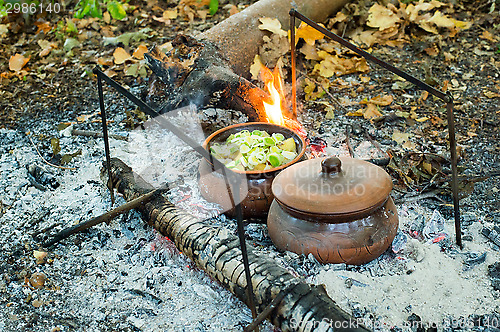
202,122,307,175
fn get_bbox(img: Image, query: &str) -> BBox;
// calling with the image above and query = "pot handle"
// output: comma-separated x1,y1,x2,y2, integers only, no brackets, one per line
321,157,342,175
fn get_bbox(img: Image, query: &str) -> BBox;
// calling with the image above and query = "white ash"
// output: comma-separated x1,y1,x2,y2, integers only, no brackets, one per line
0,105,498,331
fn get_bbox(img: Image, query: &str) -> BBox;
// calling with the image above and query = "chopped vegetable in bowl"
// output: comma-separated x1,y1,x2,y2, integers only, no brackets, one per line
209,129,298,171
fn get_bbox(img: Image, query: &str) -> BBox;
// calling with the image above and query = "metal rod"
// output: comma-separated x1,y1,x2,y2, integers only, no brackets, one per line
290,10,297,119
43,189,159,247
289,9,450,103
92,67,227,176
447,100,462,248
92,66,259,323
289,9,461,247
244,283,298,332
97,74,115,205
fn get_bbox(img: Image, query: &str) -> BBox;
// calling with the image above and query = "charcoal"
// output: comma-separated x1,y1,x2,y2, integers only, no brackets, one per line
26,164,59,191
488,262,500,291
482,226,500,248
392,230,408,253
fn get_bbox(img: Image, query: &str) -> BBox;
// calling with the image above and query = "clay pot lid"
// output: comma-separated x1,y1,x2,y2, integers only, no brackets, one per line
272,156,393,218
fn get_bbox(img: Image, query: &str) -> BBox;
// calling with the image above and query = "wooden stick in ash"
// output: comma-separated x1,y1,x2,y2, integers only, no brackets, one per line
42,189,160,247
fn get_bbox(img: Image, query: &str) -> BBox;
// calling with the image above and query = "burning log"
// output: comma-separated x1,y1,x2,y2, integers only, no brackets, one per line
144,0,350,122
104,158,369,332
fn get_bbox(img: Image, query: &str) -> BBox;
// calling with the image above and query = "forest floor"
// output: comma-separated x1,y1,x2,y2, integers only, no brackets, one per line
0,0,499,331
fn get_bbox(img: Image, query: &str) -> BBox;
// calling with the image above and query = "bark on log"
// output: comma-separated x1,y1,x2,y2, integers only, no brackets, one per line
104,158,369,332
200,0,351,77
144,0,351,122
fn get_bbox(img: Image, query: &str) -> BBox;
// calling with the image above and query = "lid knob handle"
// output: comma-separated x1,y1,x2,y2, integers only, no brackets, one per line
321,157,342,175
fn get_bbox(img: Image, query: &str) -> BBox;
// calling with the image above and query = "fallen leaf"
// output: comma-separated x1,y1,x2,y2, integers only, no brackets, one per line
300,43,321,60
50,137,61,155
38,40,58,57
97,57,113,66
113,47,132,64
367,3,401,31
361,94,394,106
61,149,82,165
363,103,382,119
103,28,152,46
159,41,173,53
484,90,500,98
0,24,8,38
34,20,51,34
314,51,369,77
258,17,287,37
295,22,325,45
76,112,98,122
63,38,80,52
9,54,30,72
163,9,178,19
124,62,147,77
249,55,263,80
133,45,148,59
392,130,413,145
480,30,497,43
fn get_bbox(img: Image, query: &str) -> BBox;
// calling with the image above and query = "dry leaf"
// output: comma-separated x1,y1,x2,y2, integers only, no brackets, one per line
295,22,325,45
484,90,500,98
9,54,30,72
361,94,394,106
34,20,51,34
367,3,401,31
249,55,263,80
103,11,111,24
480,30,497,43
258,17,287,37
314,51,369,77
97,57,113,66
363,103,382,119
133,45,148,60
113,47,131,64
38,40,58,57
392,130,413,144
163,9,178,19
299,43,321,60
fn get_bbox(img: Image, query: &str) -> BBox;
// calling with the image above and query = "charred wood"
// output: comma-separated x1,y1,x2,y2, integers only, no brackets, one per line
104,158,369,332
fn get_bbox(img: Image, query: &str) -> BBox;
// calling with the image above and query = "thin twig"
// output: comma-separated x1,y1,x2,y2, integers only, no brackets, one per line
26,133,77,170
42,189,160,247
72,129,128,141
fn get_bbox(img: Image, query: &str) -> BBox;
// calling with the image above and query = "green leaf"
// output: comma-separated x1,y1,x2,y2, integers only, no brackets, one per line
89,0,102,18
50,138,61,155
74,0,91,19
107,1,126,20
61,149,82,165
209,0,218,15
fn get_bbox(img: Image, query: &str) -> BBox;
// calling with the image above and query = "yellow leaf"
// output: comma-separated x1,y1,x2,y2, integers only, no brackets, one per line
133,45,148,60
480,30,497,43
392,130,412,144
258,17,287,37
363,103,382,119
367,3,401,31
295,22,324,45
9,53,30,72
416,116,429,122
249,55,263,80
346,109,363,117
163,9,178,19
484,90,500,98
113,47,131,64
361,94,394,106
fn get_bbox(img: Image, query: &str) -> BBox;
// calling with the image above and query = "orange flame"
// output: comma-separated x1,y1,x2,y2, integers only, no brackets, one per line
260,65,286,126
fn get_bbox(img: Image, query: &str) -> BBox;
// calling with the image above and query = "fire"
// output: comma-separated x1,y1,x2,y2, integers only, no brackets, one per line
258,65,306,139
260,65,285,126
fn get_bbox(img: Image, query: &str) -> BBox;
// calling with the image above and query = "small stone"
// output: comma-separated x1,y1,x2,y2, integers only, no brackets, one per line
29,272,47,289
32,299,43,308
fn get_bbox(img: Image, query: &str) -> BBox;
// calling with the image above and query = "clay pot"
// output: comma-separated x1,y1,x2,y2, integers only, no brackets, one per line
199,122,306,220
267,156,398,265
